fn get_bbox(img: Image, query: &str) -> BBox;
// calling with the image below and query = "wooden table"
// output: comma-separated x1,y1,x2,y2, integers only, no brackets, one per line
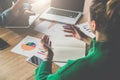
0,0,91,80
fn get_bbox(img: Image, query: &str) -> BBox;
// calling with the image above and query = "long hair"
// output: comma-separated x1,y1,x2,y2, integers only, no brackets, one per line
90,0,120,48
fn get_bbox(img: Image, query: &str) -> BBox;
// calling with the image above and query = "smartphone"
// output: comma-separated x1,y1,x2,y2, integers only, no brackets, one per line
26,55,43,66
0,38,10,50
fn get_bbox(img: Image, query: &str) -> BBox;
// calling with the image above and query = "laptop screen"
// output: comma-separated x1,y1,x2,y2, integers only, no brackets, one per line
51,0,85,12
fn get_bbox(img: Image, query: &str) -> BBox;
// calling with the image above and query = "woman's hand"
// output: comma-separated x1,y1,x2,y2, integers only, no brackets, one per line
41,35,54,61
24,9,35,16
21,3,35,15
63,24,92,45
11,0,35,14
63,24,85,40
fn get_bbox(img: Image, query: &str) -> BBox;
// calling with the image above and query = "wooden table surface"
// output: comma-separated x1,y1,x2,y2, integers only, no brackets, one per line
0,0,91,80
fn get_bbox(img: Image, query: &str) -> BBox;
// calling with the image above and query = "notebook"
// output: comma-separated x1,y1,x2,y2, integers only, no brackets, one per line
40,0,85,24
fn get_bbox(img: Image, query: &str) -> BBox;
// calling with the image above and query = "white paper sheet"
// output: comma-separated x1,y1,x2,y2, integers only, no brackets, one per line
34,21,51,33
76,22,95,38
11,36,45,58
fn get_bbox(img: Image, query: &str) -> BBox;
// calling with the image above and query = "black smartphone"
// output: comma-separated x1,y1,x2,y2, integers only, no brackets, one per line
0,38,10,50
26,55,43,66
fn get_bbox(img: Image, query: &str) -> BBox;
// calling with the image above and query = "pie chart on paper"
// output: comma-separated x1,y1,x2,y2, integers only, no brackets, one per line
21,42,36,50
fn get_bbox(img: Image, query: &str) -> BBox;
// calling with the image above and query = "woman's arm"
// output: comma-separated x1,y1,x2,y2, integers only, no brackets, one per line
0,0,24,26
0,0,30,26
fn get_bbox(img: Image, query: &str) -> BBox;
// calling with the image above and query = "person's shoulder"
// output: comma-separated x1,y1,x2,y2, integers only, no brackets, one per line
67,57,90,67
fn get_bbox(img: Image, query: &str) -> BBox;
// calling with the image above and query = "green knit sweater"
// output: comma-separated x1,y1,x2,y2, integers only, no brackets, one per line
35,38,119,80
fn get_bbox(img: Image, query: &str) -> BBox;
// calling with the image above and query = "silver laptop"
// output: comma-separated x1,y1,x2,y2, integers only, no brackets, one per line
40,0,85,24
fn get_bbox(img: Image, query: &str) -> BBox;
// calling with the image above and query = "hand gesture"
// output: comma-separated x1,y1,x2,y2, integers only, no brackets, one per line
22,3,35,16
40,35,54,61
63,24,92,45
63,24,85,40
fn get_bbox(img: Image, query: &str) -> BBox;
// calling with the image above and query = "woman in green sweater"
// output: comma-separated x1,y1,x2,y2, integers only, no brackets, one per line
35,0,120,80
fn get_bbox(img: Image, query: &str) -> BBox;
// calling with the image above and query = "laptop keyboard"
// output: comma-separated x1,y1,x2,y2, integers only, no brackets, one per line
47,8,79,18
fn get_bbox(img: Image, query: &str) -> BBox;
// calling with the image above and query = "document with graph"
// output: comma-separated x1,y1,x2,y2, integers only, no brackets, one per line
11,36,45,58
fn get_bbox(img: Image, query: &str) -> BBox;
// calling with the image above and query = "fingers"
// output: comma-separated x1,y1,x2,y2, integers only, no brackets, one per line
41,35,45,44
63,25,75,33
41,35,53,61
41,35,51,49
41,35,48,44
63,29,75,37
63,29,74,33
63,24,82,35
63,24,76,31
63,24,74,30
44,35,49,45
49,41,52,47
63,24,77,37
65,35,74,37
24,10,35,16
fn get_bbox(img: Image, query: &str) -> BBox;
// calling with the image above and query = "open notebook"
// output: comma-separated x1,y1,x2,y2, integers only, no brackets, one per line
34,21,86,66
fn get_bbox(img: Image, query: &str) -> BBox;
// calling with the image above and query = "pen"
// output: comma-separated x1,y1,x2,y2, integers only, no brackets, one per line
37,51,45,55
53,61,67,63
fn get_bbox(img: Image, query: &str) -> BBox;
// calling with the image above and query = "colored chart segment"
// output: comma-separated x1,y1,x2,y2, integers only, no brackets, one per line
21,42,36,50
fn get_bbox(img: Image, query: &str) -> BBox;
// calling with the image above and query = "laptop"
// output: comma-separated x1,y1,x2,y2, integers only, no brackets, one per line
40,0,85,24
5,14,40,28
